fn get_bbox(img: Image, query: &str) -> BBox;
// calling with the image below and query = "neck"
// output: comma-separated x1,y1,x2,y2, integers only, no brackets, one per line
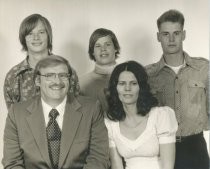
123,103,138,118
95,63,116,75
28,50,49,69
164,51,184,67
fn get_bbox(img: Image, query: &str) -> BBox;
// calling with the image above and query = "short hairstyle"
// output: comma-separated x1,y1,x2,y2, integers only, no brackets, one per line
34,55,72,83
19,14,53,52
106,61,158,121
157,9,185,30
88,28,120,61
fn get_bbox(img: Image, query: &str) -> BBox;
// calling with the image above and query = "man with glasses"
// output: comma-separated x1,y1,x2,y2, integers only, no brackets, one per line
2,55,110,169
146,9,209,169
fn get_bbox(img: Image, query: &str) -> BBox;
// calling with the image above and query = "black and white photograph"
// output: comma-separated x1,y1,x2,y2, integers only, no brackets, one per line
0,0,209,168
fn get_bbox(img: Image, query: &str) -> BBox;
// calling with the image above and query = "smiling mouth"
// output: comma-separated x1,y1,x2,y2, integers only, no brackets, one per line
32,42,42,46
50,84,65,90
100,54,109,57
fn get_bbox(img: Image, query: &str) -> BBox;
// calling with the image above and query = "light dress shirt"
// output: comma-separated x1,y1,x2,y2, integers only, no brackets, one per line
41,96,67,130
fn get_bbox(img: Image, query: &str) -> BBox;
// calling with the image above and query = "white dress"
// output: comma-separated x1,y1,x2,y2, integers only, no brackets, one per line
105,106,178,169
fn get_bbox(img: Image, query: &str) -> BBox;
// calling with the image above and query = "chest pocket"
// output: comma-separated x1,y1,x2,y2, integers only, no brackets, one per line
188,80,205,103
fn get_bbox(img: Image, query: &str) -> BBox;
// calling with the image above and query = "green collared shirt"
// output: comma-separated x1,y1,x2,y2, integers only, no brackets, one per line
4,56,80,109
146,52,209,136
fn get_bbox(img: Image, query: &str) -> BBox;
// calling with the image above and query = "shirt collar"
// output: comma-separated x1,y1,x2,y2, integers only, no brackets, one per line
157,51,200,73
41,96,67,118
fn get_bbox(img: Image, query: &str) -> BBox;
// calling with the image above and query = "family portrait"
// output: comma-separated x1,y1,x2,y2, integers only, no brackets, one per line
0,0,209,169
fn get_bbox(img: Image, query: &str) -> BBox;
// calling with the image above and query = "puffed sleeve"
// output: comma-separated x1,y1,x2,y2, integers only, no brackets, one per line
104,118,116,148
156,106,178,144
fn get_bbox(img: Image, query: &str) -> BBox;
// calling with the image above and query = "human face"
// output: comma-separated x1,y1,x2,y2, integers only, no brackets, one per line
117,71,139,106
157,22,185,55
37,64,69,106
25,20,48,54
93,35,117,66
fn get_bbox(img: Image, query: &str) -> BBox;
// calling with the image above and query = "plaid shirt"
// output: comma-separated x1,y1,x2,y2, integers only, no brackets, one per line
146,52,209,136
4,57,80,109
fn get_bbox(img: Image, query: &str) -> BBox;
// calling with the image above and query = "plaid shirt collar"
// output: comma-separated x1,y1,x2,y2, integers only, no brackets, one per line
155,51,200,74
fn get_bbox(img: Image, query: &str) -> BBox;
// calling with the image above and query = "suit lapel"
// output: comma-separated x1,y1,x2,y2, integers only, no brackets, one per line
59,95,82,168
26,97,52,168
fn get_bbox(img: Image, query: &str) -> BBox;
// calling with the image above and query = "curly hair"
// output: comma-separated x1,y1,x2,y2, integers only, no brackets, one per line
106,61,158,121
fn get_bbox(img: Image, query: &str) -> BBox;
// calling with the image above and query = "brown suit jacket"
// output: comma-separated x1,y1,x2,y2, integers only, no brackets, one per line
2,95,110,169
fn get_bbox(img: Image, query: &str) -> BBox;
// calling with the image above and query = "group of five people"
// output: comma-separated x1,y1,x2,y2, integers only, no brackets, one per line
2,9,209,169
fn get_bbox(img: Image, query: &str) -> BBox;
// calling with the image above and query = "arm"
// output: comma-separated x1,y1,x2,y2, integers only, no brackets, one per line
83,101,110,169
2,106,25,169
3,77,14,109
109,147,124,169
159,143,175,169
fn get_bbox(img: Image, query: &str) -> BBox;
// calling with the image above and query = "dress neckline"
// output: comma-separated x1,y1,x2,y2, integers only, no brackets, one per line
117,114,150,143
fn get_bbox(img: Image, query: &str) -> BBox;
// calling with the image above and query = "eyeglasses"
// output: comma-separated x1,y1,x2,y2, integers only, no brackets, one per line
39,73,71,81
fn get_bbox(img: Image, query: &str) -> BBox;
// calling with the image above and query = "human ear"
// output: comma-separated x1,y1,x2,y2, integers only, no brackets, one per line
35,76,41,87
182,30,186,41
157,32,161,42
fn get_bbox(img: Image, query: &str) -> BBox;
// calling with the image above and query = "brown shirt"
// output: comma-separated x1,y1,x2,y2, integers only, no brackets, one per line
146,52,209,136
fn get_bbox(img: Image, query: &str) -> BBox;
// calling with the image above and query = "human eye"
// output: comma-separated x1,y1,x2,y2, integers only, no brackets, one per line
95,44,101,48
39,30,46,34
59,73,69,79
174,31,181,36
117,81,125,86
106,42,112,46
27,32,33,37
131,81,138,85
161,32,169,36
45,73,55,78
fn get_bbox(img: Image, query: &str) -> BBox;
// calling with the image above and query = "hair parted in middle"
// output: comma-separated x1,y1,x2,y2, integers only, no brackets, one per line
106,60,158,121
88,28,120,61
19,13,53,53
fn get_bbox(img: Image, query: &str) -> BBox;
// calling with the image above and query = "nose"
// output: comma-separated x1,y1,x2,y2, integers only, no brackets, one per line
33,33,40,40
125,84,131,91
169,34,175,42
101,44,107,51
53,75,62,83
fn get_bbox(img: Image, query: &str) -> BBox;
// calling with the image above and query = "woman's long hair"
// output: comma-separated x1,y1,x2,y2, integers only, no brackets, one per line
106,61,158,121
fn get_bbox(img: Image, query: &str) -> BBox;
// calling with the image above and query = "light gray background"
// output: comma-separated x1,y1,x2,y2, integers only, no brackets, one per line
0,0,209,168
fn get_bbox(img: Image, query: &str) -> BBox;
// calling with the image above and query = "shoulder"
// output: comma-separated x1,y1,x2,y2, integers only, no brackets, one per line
186,55,209,70
145,62,160,76
149,106,175,118
5,60,25,79
7,62,22,78
104,118,117,131
8,96,38,118
76,95,97,104
74,95,102,112
79,71,95,86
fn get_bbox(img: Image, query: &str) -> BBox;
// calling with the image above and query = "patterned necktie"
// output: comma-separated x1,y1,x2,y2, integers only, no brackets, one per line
46,109,61,169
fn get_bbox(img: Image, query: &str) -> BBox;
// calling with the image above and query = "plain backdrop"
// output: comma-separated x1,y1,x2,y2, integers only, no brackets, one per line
0,0,209,168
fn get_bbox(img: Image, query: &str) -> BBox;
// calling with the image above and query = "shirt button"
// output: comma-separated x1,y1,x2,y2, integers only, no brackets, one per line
176,91,179,94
